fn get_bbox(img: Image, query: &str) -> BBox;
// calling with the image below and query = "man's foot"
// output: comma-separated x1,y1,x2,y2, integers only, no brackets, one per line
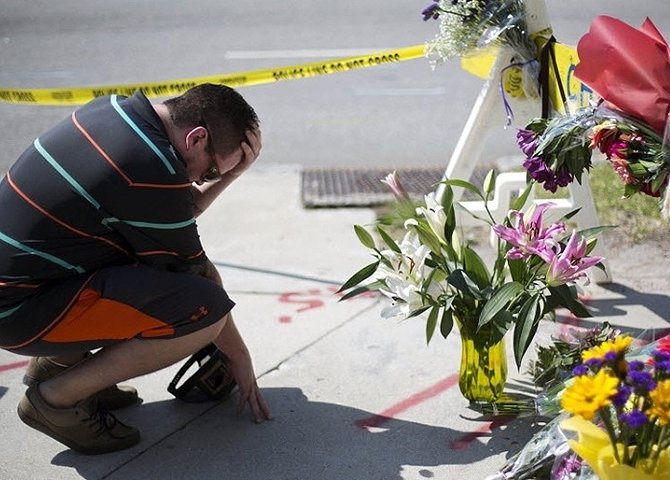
17,384,140,455
23,356,140,410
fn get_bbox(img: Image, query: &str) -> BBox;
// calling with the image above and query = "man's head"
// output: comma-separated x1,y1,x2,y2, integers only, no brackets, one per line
164,83,259,157
161,84,260,184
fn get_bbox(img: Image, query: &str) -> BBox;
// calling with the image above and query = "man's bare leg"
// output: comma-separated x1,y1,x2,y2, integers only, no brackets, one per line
38,314,229,409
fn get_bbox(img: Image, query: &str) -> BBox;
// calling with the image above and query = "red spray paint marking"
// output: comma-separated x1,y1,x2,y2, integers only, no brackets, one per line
450,417,513,450
278,289,325,323
355,373,459,429
0,360,29,373
277,286,377,323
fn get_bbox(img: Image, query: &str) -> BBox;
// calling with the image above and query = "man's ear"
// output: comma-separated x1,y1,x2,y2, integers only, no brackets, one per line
184,126,209,151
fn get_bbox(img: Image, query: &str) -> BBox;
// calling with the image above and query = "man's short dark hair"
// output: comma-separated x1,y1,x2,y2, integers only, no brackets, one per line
164,83,259,155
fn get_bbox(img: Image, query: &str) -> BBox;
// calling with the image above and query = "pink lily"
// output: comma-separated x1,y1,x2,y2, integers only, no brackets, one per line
381,171,410,201
545,230,604,286
492,203,565,263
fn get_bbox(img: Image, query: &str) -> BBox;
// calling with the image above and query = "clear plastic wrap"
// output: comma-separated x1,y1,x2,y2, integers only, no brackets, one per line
423,0,537,63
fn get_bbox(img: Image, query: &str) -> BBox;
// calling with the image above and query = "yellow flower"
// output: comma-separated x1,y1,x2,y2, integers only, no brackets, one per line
581,335,633,362
561,370,619,420
649,379,670,426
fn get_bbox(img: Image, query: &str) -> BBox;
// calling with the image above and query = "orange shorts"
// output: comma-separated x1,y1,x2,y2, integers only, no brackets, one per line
0,264,234,356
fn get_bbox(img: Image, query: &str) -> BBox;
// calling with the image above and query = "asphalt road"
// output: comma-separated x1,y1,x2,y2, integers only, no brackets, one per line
0,1,668,173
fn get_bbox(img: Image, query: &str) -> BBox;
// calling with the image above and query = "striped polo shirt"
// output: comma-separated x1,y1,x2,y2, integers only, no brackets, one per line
0,91,206,312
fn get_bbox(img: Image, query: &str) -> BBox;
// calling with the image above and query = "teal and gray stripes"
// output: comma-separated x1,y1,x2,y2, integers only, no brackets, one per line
35,138,193,231
110,95,176,174
34,138,100,209
0,231,84,274
102,217,195,230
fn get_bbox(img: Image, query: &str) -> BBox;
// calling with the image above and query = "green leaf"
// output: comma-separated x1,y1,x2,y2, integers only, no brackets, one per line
425,307,440,344
489,309,514,344
376,226,401,253
479,281,524,328
576,225,616,241
448,270,483,300
338,282,383,301
560,208,581,222
513,294,542,368
548,285,592,318
445,179,483,199
461,245,491,290
413,222,444,256
440,182,454,212
507,258,526,283
439,308,454,339
407,306,431,318
338,261,379,293
510,182,533,210
354,225,376,249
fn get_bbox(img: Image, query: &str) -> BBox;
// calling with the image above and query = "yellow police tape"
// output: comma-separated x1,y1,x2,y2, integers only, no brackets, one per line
0,45,427,106
1,41,591,112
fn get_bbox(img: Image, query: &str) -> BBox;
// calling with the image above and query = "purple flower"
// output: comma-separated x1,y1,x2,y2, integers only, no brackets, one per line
606,139,629,159
572,364,589,376
545,230,604,287
421,2,440,21
585,358,603,369
619,409,648,430
655,360,670,376
555,166,573,188
628,370,656,393
552,452,583,480
628,360,645,371
516,128,539,157
654,350,670,363
492,203,565,263
612,384,633,407
523,158,574,193
604,351,618,363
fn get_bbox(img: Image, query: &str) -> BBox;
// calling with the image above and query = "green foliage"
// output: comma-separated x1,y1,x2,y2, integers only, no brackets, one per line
588,163,665,243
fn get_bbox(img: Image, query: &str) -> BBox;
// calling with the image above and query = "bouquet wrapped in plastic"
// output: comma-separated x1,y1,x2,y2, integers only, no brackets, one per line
422,0,537,64
516,16,670,215
486,332,670,479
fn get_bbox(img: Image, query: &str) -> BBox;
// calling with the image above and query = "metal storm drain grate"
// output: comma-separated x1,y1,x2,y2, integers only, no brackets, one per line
301,166,494,208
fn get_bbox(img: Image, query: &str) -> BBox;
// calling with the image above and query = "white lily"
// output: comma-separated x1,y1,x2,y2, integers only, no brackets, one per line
417,192,448,244
374,231,445,319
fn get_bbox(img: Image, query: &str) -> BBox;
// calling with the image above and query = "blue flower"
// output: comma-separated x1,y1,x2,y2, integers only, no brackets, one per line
628,370,656,393
604,351,618,363
612,384,632,408
653,350,670,362
421,2,440,21
619,409,648,430
584,358,603,370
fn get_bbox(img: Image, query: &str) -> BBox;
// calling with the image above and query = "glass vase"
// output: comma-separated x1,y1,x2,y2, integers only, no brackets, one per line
457,321,508,402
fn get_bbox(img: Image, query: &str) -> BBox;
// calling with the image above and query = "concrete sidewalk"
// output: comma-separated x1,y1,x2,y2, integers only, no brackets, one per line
0,164,668,480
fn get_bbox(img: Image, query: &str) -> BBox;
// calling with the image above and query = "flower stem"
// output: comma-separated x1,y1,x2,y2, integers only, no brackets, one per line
600,407,622,464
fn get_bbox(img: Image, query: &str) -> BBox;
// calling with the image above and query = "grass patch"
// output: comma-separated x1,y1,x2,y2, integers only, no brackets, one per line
588,162,665,243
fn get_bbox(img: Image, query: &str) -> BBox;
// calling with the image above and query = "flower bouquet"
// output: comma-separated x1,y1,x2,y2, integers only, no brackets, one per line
518,106,670,198
421,0,537,64
528,322,621,390
339,171,606,402
560,334,670,479
486,333,670,479
517,16,670,214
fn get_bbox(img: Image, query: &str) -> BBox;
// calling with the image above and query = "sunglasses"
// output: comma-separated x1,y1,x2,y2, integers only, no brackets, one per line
200,161,221,183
